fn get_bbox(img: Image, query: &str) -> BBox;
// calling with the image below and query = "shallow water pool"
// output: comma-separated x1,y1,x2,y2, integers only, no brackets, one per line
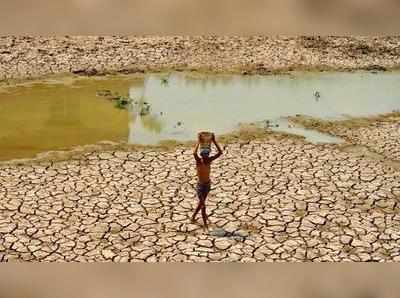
127,71,400,144
0,71,399,160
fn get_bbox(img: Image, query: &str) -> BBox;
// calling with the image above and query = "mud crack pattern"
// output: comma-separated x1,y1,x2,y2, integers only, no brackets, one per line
1,131,400,262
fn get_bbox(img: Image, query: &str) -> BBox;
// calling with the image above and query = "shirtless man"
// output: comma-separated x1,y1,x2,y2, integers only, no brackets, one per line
191,133,223,230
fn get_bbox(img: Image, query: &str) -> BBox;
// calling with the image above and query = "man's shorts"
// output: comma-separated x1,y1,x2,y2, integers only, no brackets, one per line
197,181,211,198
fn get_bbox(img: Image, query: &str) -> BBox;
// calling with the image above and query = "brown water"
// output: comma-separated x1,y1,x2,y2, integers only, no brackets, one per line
1,71,400,161
0,76,136,160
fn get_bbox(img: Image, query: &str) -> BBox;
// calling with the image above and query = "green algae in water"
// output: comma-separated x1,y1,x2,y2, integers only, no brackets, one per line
0,76,140,161
1,71,400,161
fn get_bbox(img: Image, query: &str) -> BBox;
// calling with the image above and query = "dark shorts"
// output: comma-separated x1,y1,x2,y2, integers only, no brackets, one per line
197,181,211,198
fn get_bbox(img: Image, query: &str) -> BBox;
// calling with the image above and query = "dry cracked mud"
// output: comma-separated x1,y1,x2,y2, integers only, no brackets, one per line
291,114,400,163
1,36,400,81
1,122,399,262
1,36,400,262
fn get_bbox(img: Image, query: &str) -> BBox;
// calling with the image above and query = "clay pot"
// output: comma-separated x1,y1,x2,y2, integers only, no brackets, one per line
198,131,214,149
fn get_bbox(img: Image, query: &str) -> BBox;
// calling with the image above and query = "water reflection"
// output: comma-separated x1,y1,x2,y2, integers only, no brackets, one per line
1,71,399,160
126,71,400,145
128,78,166,144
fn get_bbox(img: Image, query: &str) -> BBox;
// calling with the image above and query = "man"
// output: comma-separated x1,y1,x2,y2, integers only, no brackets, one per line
191,133,223,230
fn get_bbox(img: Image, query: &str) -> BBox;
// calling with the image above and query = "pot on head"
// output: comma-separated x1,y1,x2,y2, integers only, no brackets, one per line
198,131,214,150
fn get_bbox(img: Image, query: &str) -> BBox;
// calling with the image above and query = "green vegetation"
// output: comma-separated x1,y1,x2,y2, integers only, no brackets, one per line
114,96,132,109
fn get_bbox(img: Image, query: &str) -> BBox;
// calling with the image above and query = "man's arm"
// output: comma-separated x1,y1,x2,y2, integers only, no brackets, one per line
210,135,223,161
193,141,200,162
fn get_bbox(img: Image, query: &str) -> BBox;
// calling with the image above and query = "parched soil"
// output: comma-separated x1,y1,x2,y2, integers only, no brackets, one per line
1,36,400,262
1,125,400,262
1,36,400,81
290,113,400,162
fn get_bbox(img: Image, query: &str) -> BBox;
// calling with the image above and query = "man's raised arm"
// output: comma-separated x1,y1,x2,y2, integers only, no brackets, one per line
210,134,223,161
193,141,200,162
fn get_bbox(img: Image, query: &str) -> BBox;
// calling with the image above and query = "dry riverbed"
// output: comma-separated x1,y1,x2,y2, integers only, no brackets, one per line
0,115,400,262
1,36,400,262
1,36,400,81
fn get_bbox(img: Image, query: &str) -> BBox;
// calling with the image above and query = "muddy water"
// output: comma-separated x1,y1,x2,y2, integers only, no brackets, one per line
0,71,399,160
0,77,135,160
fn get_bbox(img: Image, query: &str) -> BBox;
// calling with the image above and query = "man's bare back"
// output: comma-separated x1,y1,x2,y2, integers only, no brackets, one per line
191,133,223,230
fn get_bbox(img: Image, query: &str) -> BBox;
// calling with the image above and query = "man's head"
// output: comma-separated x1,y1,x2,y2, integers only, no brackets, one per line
200,148,210,159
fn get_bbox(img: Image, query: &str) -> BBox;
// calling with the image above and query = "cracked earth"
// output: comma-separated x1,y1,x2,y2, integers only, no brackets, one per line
1,36,400,81
1,119,400,262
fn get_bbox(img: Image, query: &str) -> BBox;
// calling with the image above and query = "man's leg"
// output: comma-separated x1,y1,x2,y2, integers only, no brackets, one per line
200,191,209,229
192,183,204,222
201,204,208,229
191,197,203,223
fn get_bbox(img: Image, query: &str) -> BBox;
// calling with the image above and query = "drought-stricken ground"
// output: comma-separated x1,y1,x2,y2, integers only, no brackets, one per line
0,118,399,262
1,36,400,262
1,36,400,81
